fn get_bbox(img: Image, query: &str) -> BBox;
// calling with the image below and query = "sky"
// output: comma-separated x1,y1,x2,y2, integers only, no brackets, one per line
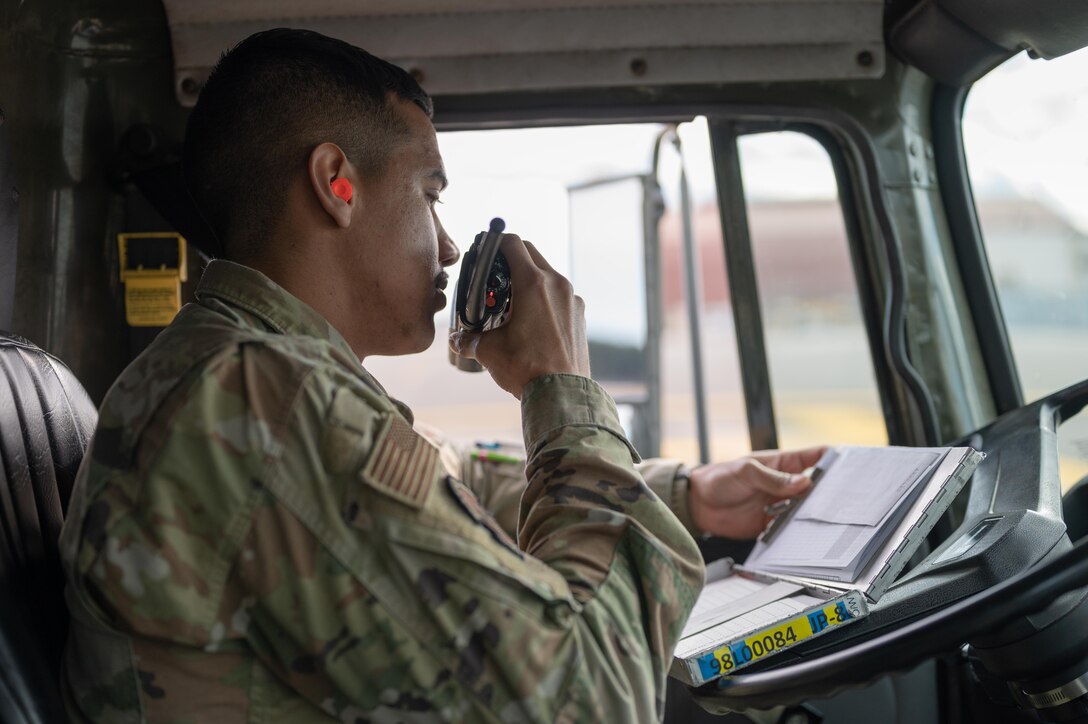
433,118,841,285
964,46,1088,234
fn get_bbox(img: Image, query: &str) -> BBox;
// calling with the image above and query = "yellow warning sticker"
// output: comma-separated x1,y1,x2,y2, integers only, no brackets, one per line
123,276,181,327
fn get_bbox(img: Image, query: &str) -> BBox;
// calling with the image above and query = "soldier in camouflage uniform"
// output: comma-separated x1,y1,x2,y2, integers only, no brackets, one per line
59,29,822,723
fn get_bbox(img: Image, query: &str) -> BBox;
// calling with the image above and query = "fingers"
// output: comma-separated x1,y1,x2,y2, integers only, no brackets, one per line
689,457,815,538
496,236,560,285
522,240,556,274
742,458,813,498
448,329,479,359
451,233,590,397
497,233,540,281
449,323,508,365
750,445,829,473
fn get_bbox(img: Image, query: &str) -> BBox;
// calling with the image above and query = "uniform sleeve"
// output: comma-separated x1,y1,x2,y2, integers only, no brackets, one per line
220,370,704,722
637,459,700,537
416,420,701,539
516,372,704,617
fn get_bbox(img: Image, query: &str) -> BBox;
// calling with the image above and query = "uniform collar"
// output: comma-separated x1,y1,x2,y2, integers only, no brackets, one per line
194,260,414,422
195,260,358,362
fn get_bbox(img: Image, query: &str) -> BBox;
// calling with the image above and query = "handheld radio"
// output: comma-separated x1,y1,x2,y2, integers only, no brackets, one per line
449,218,512,372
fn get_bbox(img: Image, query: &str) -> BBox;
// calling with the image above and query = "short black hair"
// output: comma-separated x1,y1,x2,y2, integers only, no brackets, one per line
183,28,433,260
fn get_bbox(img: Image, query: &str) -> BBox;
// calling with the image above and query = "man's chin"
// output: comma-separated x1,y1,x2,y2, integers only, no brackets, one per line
396,324,436,357
362,316,440,359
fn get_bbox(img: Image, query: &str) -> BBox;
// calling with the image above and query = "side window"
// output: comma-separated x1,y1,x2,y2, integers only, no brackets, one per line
367,122,887,462
964,48,1088,489
735,131,886,450
367,121,749,461
655,120,746,463
367,124,671,450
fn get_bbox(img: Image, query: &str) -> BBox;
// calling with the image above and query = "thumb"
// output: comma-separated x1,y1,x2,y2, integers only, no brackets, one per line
748,459,813,498
448,329,482,359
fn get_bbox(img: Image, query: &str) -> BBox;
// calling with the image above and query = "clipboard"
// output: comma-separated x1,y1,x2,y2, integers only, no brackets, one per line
671,445,984,685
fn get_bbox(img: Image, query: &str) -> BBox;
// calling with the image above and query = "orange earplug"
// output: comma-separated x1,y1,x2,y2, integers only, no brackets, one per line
331,178,353,203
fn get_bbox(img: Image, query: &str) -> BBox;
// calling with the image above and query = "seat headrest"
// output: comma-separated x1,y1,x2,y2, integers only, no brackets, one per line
0,331,98,673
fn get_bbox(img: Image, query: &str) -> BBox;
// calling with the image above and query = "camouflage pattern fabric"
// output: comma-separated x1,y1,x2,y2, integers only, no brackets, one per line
415,424,700,542
59,260,705,723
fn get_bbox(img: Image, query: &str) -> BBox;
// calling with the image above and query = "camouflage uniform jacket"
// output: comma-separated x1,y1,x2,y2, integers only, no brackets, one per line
59,260,706,723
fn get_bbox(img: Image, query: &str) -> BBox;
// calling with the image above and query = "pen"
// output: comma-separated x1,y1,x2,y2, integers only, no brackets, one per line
470,449,524,465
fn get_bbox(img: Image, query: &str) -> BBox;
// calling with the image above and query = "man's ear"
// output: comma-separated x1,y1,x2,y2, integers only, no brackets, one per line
307,142,354,229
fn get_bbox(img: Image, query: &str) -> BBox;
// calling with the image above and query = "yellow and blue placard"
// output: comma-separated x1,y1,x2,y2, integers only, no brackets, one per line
695,600,857,683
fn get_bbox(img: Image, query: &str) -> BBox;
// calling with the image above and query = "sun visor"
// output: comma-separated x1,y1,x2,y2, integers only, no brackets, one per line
162,0,885,106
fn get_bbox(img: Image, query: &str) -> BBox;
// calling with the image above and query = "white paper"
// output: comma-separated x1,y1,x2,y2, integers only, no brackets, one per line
794,447,941,526
680,578,803,639
751,518,872,569
747,446,951,580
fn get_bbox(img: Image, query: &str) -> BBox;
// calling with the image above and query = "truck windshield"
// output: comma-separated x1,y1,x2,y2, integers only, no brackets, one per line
964,46,1088,488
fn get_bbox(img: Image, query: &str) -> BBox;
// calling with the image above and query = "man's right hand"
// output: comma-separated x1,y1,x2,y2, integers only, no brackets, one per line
449,234,591,399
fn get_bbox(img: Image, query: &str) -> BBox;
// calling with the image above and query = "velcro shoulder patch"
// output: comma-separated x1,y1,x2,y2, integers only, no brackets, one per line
446,476,523,558
360,414,439,509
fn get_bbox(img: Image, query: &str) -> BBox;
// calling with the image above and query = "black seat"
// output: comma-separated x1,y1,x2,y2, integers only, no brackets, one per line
0,332,97,723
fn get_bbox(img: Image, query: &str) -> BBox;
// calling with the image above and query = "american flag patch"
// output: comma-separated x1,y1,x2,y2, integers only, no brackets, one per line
360,414,438,509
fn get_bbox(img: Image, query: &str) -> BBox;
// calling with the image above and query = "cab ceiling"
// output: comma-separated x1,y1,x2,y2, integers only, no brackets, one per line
162,0,885,107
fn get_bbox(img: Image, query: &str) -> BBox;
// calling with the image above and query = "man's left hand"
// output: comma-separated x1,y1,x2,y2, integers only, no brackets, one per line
689,446,828,539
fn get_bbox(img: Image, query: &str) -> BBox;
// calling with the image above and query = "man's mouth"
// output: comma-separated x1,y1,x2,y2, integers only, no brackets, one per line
435,271,449,291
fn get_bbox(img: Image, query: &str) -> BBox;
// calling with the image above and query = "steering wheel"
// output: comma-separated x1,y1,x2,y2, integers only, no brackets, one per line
692,379,1088,721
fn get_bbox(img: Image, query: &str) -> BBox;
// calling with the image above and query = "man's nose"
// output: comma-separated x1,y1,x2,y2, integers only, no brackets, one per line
438,225,460,267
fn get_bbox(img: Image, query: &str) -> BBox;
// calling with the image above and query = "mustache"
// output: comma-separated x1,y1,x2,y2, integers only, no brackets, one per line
435,271,449,290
